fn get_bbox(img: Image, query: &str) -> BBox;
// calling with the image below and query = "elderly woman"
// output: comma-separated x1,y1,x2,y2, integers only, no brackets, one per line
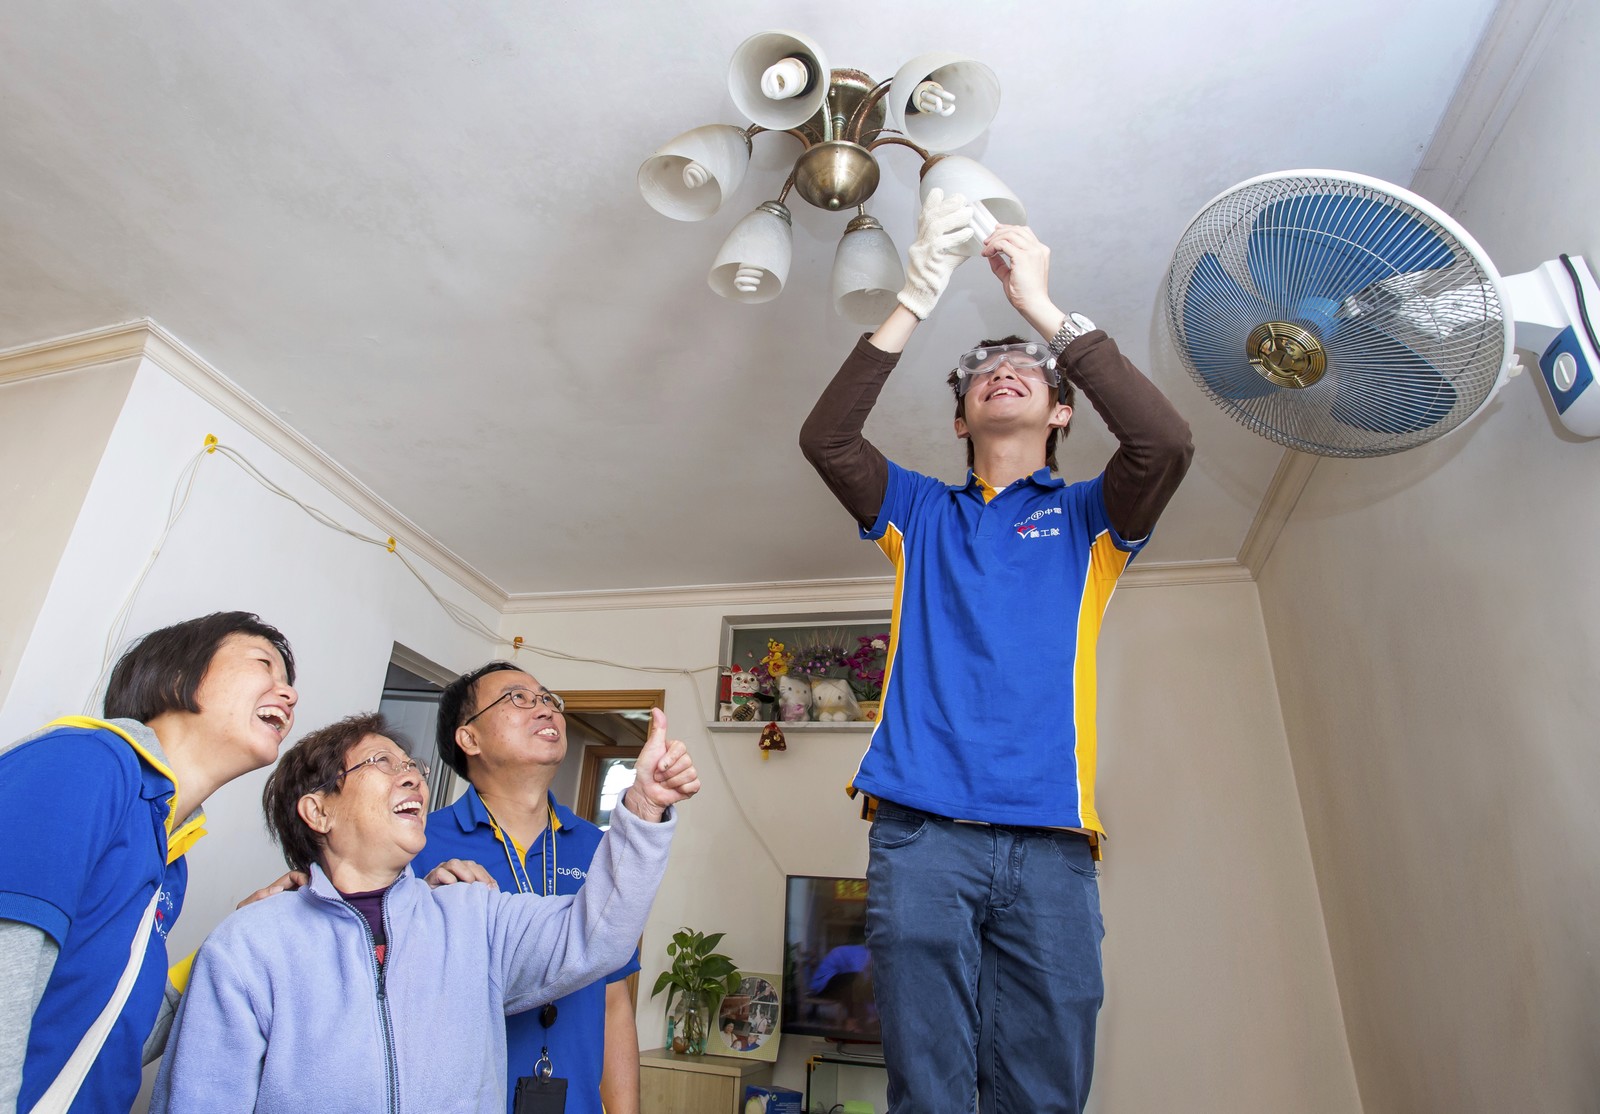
0,611,298,1114
152,706,697,1112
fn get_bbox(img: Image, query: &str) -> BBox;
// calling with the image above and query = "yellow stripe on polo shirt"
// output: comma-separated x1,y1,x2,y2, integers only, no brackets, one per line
1071,531,1132,838
851,522,909,803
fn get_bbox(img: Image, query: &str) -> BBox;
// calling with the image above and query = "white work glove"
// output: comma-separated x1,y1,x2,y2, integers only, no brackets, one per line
897,188,975,320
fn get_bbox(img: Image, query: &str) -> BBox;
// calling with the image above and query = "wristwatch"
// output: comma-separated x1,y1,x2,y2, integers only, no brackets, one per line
1047,312,1097,357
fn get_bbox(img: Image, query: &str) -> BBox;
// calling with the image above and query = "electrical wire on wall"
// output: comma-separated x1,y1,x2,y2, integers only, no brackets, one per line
90,433,790,875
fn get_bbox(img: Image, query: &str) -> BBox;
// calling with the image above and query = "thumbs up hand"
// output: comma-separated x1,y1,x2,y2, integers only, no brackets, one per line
623,708,701,822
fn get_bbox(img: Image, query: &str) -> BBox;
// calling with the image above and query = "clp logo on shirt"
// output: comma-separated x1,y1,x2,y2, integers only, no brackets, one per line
1014,507,1062,540
153,888,176,939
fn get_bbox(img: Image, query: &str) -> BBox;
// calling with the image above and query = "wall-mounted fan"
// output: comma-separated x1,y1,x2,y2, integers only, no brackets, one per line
1165,169,1600,457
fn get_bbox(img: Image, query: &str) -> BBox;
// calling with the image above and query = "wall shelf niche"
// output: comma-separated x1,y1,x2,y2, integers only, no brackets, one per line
715,610,890,728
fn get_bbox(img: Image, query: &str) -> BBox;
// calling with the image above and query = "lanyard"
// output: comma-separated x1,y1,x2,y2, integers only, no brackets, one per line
484,801,558,896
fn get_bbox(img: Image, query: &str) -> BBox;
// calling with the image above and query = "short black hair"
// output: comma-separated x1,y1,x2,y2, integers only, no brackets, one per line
436,661,524,777
263,712,402,873
104,611,295,723
947,335,1075,473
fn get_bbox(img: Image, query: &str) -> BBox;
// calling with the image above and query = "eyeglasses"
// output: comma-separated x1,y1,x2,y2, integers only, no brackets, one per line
315,752,431,793
463,686,566,728
951,342,1060,397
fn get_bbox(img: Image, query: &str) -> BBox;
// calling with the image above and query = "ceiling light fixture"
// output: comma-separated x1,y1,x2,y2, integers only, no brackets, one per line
638,30,1021,324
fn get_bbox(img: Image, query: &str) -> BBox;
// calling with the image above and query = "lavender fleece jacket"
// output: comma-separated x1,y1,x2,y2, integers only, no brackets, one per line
151,802,675,1113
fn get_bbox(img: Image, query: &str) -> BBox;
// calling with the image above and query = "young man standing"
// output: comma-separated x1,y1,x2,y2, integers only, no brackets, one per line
799,190,1193,1113
413,662,642,1114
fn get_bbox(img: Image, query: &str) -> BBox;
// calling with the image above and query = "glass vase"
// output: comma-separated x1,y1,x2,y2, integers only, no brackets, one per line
669,989,712,1055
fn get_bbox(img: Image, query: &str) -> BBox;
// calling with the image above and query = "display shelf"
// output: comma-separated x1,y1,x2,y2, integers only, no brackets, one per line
706,720,875,733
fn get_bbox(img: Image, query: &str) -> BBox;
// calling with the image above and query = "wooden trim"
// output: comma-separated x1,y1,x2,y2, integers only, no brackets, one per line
560,689,665,713
576,744,645,823
564,690,662,823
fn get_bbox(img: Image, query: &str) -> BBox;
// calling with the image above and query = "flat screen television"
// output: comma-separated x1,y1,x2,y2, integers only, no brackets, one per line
782,875,881,1043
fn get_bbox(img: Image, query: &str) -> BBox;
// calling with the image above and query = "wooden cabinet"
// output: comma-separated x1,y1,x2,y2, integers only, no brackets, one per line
639,1048,773,1114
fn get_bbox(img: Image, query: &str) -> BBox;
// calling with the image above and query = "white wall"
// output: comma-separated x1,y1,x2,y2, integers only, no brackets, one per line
0,355,502,1109
504,578,1361,1113
0,359,137,706
1,350,1364,1113
1256,5,1600,1109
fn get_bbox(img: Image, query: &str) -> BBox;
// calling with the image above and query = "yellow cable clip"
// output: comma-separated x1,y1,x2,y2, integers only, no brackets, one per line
386,537,397,553
512,636,524,651
203,434,218,453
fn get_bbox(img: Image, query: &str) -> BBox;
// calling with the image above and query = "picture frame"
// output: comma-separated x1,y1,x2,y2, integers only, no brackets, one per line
714,972,782,1062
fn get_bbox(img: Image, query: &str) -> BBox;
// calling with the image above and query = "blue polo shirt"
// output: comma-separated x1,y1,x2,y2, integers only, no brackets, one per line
0,717,203,1113
852,461,1146,834
414,786,639,1114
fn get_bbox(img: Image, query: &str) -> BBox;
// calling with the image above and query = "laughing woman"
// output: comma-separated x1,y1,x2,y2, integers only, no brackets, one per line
0,611,298,1114
152,707,698,1113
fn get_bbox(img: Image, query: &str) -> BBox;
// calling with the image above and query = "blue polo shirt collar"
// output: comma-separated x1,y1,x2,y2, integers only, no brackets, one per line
957,466,1065,495
44,716,205,861
448,783,574,839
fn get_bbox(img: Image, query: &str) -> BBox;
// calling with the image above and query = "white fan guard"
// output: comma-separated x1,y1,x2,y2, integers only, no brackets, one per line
1165,170,1513,457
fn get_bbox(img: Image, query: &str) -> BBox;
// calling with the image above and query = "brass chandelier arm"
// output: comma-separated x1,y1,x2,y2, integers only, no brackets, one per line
743,123,816,154
845,78,895,143
775,172,798,205
866,134,932,163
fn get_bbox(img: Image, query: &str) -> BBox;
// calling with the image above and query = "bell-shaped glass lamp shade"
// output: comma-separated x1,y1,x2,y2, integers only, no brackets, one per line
728,30,830,130
708,202,793,304
831,215,904,325
919,156,1026,257
638,125,751,222
885,52,1000,153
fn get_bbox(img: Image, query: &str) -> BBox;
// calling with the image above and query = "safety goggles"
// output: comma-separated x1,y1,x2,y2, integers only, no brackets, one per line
951,343,1060,397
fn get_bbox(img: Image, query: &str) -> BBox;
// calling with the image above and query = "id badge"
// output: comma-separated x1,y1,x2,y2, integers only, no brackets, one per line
512,1074,567,1114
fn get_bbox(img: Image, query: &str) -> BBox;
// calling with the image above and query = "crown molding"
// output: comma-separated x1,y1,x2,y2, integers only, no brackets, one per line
0,318,510,611
0,318,151,383
1236,449,1319,578
6,319,1265,619
1122,559,1254,589
503,576,897,615
1410,0,1573,211
502,558,1253,616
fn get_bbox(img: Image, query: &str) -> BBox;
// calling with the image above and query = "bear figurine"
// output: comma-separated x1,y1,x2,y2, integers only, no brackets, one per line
810,677,860,722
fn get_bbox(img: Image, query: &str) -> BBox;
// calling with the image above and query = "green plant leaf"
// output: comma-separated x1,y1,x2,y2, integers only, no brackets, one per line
700,956,737,980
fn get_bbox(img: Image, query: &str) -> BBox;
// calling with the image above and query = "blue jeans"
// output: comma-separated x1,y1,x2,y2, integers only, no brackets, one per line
866,802,1104,1114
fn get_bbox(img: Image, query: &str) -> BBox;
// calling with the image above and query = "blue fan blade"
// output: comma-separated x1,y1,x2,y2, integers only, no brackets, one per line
1248,194,1456,311
1326,318,1457,434
1182,253,1275,400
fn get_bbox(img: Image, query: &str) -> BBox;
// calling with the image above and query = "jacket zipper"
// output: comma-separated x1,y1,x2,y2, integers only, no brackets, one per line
337,893,400,1114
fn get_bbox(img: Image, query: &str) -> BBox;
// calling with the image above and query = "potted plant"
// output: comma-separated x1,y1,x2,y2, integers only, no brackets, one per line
651,928,743,1055
846,633,890,720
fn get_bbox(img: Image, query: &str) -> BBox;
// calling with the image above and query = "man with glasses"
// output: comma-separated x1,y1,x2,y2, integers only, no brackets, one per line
799,191,1193,1114
412,662,643,1114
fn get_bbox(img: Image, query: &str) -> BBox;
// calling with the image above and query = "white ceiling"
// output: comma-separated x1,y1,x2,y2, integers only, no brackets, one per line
0,1,1500,594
